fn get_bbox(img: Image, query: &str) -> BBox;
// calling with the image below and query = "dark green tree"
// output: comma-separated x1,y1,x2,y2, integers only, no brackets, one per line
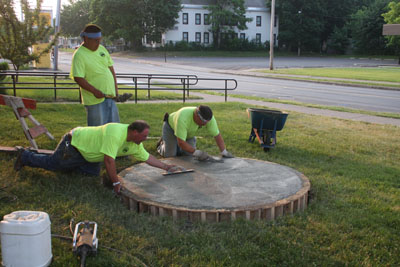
90,0,181,49
90,0,143,47
382,1,400,63
60,0,92,37
143,0,181,44
328,26,350,54
276,0,325,55
273,0,375,54
206,0,252,49
0,0,56,70
349,0,392,54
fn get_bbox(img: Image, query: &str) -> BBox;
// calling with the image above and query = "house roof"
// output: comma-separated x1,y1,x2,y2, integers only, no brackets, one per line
181,0,266,8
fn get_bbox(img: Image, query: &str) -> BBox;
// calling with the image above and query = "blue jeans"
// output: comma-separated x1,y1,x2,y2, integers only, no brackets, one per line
85,98,120,126
21,133,100,176
158,121,196,157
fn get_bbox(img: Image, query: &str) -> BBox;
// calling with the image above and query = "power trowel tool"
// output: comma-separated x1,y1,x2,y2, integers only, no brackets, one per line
72,221,98,266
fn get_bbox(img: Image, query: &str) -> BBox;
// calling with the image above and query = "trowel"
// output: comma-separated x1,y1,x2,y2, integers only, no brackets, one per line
162,169,194,176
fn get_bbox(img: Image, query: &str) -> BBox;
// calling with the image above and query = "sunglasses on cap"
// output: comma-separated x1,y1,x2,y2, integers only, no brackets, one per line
197,109,209,124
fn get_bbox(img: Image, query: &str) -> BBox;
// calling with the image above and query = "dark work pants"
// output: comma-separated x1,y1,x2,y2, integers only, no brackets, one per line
21,133,100,176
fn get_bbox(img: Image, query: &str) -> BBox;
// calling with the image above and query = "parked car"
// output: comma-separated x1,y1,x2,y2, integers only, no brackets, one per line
105,46,116,53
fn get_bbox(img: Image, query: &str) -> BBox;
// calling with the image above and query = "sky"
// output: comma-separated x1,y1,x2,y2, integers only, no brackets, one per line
14,0,70,20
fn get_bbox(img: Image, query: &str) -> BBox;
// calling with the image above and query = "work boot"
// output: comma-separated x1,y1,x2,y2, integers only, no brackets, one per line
116,93,133,103
27,147,39,153
14,146,25,171
156,138,164,156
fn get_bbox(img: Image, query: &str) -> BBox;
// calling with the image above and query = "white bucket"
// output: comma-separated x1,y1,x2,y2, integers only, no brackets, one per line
0,211,52,267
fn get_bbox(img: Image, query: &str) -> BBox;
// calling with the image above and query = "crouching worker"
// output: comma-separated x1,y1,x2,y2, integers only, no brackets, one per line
157,105,234,161
14,121,181,194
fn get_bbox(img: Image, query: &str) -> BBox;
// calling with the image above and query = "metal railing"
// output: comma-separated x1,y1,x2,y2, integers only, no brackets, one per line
0,70,237,103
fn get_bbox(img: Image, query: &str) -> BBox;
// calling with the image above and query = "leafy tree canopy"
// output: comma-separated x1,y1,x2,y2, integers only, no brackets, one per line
60,0,91,37
350,0,392,54
0,0,56,70
206,0,252,48
90,0,180,49
382,1,400,63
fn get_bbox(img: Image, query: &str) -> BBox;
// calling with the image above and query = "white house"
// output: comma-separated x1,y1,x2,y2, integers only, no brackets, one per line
144,0,278,47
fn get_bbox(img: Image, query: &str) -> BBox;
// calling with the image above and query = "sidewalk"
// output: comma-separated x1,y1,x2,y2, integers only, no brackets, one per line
135,92,400,127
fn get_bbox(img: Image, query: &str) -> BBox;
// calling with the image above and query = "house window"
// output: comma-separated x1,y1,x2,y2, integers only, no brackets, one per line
183,32,188,42
256,33,261,44
183,13,188,24
195,32,201,43
274,15,277,27
240,33,245,39
274,34,277,46
195,13,201,25
204,32,209,44
256,16,261,27
204,14,210,25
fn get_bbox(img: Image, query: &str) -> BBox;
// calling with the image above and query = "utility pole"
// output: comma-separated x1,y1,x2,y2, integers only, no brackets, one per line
53,0,61,70
297,10,302,57
269,0,275,70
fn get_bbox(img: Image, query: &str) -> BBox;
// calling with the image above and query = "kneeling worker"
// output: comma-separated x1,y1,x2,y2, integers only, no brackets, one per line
157,105,233,160
14,120,180,194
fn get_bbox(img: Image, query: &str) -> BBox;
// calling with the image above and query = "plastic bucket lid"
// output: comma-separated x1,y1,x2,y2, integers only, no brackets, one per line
0,211,51,235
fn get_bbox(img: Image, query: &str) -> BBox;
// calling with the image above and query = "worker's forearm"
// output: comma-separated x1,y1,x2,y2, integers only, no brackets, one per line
104,155,119,183
177,138,196,154
74,77,103,96
214,134,226,152
146,155,169,170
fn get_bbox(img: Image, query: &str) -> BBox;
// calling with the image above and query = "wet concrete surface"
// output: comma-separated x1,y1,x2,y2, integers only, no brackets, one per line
119,156,307,210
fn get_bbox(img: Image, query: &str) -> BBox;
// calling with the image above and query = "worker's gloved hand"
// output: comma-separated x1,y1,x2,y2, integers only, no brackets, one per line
116,93,133,103
221,149,234,158
193,150,209,161
166,165,185,173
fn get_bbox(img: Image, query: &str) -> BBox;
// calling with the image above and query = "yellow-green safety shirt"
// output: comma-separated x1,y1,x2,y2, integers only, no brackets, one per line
70,45,115,105
71,123,149,163
168,107,219,141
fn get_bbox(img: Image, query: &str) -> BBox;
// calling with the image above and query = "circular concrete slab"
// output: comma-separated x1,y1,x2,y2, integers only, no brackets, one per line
119,157,310,222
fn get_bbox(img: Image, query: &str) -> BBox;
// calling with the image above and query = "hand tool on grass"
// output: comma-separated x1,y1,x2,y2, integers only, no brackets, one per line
105,93,133,102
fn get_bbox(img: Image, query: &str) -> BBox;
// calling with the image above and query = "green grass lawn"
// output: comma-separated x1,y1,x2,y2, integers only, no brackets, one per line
200,91,400,120
258,67,400,83
1,102,399,266
0,77,196,102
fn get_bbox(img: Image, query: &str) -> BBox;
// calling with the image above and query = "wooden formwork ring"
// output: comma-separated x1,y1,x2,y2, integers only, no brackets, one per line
120,172,310,223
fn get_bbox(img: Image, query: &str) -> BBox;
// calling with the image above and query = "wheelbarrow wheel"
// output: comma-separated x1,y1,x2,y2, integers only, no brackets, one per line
262,131,271,152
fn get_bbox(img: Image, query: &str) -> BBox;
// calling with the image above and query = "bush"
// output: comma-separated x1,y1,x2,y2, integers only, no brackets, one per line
0,61,9,82
220,38,268,51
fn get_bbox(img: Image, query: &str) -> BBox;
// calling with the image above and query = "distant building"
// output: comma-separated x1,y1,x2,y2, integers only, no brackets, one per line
143,0,278,48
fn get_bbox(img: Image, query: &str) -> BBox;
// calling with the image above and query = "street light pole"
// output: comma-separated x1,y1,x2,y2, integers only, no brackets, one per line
53,0,61,70
297,10,302,57
269,0,275,70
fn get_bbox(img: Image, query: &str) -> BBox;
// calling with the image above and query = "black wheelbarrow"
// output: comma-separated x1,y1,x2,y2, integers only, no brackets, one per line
247,108,289,151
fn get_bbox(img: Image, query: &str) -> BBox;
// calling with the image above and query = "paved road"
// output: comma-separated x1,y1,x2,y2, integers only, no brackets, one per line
131,55,399,70
59,52,400,114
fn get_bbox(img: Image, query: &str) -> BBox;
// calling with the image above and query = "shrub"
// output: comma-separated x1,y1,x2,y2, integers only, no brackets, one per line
0,61,9,83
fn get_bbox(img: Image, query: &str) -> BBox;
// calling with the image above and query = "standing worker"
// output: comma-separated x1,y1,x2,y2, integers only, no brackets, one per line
70,24,130,126
157,105,234,160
